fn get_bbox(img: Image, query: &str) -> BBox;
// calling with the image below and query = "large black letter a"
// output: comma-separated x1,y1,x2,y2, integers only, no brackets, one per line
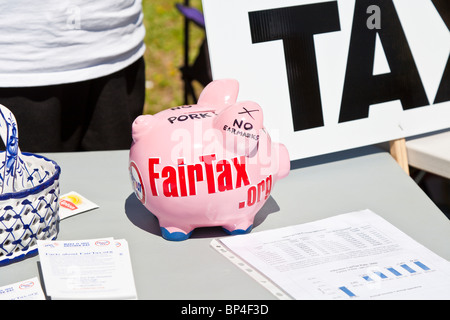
339,0,429,123
432,0,450,104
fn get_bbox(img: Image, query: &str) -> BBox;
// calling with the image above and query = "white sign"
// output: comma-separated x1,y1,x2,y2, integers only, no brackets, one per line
202,0,450,160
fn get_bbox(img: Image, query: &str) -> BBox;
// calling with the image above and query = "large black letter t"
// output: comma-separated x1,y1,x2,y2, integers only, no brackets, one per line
249,1,340,131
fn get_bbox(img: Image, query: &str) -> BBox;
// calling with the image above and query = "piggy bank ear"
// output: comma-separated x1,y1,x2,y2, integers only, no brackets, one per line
214,101,263,157
197,79,239,109
132,115,154,143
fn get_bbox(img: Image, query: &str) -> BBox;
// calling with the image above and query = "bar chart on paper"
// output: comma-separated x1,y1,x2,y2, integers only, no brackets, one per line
296,257,445,300
362,261,431,282
331,259,440,299
214,210,450,300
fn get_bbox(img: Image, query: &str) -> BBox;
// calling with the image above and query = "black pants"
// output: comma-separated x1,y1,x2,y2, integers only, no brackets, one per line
0,57,145,153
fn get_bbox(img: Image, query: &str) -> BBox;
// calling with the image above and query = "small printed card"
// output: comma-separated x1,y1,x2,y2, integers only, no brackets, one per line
59,191,99,220
0,277,46,300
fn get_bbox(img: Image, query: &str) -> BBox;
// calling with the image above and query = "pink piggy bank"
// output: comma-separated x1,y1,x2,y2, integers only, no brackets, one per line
129,79,290,241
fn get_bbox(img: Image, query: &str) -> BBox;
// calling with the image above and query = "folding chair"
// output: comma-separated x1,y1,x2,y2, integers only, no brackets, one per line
176,2,212,105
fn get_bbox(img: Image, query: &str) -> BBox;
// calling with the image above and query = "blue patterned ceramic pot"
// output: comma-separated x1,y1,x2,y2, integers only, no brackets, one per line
0,104,61,266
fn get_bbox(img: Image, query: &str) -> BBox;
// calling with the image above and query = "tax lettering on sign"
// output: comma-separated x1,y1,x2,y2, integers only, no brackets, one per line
248,0,449,131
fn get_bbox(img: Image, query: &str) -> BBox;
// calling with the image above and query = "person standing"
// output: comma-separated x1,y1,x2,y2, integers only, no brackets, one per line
0,1,146,152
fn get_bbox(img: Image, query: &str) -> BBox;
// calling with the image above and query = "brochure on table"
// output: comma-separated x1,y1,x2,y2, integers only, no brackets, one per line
37,238,137,300
0,277,46,300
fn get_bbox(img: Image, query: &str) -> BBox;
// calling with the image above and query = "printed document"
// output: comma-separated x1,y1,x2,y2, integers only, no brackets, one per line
0,277,45,300
212,209,450,299
38,238,137,300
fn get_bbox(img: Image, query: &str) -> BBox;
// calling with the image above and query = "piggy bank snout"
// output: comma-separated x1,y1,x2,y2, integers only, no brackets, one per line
214,101,263,156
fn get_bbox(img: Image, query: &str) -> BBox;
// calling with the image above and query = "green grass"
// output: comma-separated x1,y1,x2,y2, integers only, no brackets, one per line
142,0,204,115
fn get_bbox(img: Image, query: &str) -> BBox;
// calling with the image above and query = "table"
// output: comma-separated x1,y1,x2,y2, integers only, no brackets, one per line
406,129,450,180
1,146,450,299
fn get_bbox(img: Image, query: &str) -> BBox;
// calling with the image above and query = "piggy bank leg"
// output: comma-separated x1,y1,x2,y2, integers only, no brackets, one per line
221,220,253,235
160,226,194,241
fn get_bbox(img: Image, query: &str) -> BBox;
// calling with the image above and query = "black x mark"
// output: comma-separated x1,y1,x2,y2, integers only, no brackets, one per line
238,107,259,120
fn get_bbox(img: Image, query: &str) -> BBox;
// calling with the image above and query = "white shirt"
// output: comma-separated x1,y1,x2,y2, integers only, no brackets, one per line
0,0,146,87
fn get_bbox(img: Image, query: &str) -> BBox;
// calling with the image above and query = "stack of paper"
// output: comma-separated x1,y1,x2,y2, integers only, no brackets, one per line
212,209,450,300
37,238,137,300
